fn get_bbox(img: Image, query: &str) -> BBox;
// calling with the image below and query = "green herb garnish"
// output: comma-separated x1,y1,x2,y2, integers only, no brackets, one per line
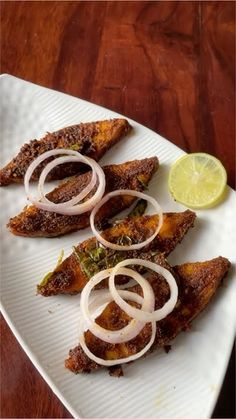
73,246,83,263
68,143,81,151
137,176,148,190
128,199,147,218
56,249,64,266
88,246,106,262
73,244,126,278
38,249,64,289
39,271,54,288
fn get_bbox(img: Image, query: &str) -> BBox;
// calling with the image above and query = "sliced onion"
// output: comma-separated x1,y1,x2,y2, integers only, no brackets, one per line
25,149,82,198
38,156,97,207
80,267,155,344
109,259,178,322
24,149,106,215
34,156,105,214
90,190,163,251
78,259,178,367
78,316,156,367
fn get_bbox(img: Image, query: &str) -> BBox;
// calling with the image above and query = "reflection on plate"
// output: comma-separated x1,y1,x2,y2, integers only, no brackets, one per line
1,75,236,419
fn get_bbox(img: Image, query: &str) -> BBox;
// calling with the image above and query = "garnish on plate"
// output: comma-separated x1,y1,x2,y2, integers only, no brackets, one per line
168,152,227,209
8,157,158,237
65,255,230,374
37,210,196,296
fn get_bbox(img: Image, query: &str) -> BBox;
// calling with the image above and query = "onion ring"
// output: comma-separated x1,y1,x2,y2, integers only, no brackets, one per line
80,267,155,344
78,259,178,366
90,190,163,251
78,316,156,367
109,259,178,322
24,149,106,215
38,156,97,207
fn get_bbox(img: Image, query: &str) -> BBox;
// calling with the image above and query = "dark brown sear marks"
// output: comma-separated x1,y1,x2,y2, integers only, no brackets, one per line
65,256,230,374
0,118,131,186
37,210,196,296
8,156,158,237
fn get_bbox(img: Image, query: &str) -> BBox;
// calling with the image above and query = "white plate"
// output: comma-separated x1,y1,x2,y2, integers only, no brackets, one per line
1,74,236,419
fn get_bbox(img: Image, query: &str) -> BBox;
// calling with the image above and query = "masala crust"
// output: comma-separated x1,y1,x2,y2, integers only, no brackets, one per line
37,210,196,296
0,118,131,186
65,256,230,374
8,157,158,237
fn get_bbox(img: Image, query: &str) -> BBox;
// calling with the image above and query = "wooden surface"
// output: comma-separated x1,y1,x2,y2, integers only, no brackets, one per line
0,1,235,418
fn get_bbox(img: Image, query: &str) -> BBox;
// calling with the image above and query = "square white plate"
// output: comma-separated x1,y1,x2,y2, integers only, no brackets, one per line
1,74,236,419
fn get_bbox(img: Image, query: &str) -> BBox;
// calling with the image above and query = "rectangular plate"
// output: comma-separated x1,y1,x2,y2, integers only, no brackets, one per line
1,74,236,419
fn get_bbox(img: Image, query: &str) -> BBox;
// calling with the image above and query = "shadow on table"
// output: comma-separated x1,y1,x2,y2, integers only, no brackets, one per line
212,342,235,418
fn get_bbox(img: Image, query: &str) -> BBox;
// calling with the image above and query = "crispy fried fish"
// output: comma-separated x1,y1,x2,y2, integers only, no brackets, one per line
65,256,230,375
8,157,158,237
37,210,196,296
0,118,131,186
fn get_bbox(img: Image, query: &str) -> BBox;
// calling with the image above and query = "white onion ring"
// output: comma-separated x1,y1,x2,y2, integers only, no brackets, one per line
109,259,178,322
78,259,178,367
80,267,155,344
24,149,106,215
38,156,97,207
25,149,83,198
90,190,163,251
78,316,156,367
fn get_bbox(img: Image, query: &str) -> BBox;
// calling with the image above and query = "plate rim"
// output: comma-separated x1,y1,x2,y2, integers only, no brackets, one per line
0,301,81,419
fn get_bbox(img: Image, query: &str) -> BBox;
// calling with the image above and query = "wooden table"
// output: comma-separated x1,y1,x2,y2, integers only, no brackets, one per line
1,2,235,418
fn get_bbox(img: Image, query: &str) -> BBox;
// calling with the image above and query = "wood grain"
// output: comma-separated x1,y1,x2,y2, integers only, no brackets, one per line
0,316,71,418
1,1,235,186
0,1,235,418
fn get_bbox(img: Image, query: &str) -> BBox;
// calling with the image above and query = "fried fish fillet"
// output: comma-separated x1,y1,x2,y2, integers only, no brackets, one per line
37,210,196,296
8,157,158,237
0,118,131,186
65,256,230,375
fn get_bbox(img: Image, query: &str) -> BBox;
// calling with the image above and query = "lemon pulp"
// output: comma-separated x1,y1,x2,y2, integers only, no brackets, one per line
168,153,227,209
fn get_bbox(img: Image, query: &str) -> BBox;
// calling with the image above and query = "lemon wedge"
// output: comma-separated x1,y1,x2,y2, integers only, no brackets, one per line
168,153,227,209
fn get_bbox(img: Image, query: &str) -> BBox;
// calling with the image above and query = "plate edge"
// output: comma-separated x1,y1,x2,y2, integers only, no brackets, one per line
0,301,82,419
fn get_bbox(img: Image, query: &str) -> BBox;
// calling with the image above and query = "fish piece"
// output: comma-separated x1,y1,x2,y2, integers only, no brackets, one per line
8,157,158,237
37,210,196,296
0,118,131,186
65,256,230,374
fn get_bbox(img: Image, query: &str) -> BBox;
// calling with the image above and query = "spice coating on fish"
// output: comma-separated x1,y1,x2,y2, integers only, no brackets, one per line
37,210,196,296
0,118,131,186
65,256,230,375
8,157,158,237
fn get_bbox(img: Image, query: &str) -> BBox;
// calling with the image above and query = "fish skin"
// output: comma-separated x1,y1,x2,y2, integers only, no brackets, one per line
65,256,230,375
0,118,131,186
37,210,196,296
8,157,158,237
